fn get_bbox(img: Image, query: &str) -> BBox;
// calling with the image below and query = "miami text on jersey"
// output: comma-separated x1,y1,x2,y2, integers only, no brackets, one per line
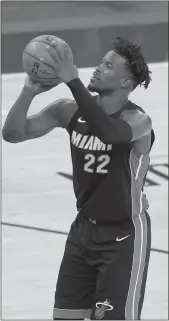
71,130,112,151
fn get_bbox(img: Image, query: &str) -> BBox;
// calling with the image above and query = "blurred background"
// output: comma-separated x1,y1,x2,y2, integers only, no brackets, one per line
1,1,168,73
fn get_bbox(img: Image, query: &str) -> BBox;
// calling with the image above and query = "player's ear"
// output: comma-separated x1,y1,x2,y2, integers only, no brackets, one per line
121,78,132,89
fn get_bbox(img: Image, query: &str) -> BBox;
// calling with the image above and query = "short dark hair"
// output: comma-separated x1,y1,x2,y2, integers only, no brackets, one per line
110,37,152,90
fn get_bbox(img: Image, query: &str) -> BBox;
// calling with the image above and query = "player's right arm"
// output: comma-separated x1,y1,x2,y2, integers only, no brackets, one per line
2,76,77,143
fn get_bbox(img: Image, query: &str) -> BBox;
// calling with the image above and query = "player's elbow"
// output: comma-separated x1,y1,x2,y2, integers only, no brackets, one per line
2,129,25,143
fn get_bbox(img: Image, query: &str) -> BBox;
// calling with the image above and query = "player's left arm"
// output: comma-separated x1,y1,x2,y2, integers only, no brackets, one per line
67,78,151,143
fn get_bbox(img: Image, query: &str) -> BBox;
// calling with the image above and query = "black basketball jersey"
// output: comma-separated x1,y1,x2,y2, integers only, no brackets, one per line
68,99,155,222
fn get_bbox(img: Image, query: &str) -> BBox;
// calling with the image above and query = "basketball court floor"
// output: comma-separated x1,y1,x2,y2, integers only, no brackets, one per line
2,63,168,319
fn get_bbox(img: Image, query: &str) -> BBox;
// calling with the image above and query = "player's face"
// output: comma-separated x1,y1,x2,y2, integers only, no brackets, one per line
87,50,131,93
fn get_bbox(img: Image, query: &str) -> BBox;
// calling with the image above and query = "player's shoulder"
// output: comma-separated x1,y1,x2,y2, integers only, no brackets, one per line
53,97,77,109
48,98,78,129
120,100,152,126
52,98,78,115
53,94,98,114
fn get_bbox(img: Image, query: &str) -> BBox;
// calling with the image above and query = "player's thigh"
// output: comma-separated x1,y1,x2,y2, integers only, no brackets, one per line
91,212,151,320
53,221,96,319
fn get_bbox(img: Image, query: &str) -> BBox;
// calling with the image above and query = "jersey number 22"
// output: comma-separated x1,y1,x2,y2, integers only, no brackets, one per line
84,153,110,174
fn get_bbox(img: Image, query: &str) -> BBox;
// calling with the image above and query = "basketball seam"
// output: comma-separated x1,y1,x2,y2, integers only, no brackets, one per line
30,39,64,47
23,51,58,75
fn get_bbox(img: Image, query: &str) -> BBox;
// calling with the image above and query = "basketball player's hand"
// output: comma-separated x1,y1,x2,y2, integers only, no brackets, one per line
46,41,79,83
24,75,58,96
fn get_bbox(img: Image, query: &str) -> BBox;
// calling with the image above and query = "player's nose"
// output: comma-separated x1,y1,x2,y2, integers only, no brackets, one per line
95,66,102,75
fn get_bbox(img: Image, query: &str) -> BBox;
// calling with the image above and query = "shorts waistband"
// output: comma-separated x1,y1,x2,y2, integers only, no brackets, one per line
77,212,96,224
77,213,134,226
78,214,113,225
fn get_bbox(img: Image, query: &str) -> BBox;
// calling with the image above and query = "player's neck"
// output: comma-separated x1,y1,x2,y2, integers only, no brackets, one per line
97,92,129,115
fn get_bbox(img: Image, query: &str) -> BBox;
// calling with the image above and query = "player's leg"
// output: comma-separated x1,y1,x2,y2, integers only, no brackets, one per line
90,211,151,320
53,217,96,320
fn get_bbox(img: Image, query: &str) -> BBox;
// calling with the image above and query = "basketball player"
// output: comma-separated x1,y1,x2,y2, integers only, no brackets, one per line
3,37,155,320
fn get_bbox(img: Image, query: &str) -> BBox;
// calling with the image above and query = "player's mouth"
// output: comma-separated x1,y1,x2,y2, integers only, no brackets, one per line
91,72,100,80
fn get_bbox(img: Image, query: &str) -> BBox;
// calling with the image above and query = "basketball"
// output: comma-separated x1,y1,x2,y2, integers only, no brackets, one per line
22,35,70,86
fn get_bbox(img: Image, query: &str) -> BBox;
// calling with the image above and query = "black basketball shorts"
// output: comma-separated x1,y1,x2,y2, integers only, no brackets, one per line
53,211,151,320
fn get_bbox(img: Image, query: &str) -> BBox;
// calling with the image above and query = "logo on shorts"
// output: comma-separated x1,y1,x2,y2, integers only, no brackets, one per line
95,299,113,319
116,235,130,242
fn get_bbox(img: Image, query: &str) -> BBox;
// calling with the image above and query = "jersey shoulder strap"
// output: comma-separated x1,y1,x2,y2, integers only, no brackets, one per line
110,100,137,119
67,108,80,134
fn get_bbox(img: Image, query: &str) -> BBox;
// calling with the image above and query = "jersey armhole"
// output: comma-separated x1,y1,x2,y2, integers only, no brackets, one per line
67,108,80,134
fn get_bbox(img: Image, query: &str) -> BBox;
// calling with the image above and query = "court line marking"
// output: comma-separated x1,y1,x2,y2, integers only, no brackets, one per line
57,170,168,188
1,221,67,235
1,221,168,255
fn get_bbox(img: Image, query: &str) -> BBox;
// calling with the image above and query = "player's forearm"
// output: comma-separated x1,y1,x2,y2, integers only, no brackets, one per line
2,87,35,141
67,78,132,143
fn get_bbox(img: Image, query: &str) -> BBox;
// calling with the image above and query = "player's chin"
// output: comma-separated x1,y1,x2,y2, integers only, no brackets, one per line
87,80,100,93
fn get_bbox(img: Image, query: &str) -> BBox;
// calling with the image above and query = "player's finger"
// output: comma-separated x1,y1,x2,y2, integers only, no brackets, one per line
58,46,65,60
52,42,64,60
51,40,64,60
66,44,73,63
46,44,60,63
63,43,73,62
63,43,70,57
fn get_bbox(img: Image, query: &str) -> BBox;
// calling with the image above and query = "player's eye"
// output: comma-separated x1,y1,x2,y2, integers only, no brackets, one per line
100,61,112,69
106,63,112,69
